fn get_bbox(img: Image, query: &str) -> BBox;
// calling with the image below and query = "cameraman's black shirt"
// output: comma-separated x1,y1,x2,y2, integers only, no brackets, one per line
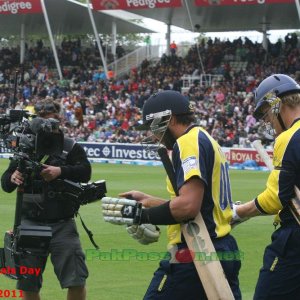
1,141,92,221
1,142,91,194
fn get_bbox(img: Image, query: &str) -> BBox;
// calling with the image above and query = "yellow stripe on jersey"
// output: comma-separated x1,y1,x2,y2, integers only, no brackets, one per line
256,120,299,216
166,126,232,246
256,171,283,214
166,177,182,245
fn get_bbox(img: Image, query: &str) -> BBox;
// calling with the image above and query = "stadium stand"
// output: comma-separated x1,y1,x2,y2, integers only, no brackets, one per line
0,33,299,148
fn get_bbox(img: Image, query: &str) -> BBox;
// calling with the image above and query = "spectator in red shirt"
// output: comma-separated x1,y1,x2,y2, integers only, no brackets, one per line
170,41,177,56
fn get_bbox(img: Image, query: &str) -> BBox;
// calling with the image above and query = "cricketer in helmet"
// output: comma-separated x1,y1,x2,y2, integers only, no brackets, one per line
253,74,300,138
103,89,242,299
137,90,195,150
232,74,300,299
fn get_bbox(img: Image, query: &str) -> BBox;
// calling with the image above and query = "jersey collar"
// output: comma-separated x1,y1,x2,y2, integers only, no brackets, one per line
290,118,300,128
183,124,197,135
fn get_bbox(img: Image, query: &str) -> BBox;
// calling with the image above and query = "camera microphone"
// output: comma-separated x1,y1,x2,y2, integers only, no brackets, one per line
29,117,49,134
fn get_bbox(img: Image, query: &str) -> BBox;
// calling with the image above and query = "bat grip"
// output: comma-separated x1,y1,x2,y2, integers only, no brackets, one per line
157,147,179,196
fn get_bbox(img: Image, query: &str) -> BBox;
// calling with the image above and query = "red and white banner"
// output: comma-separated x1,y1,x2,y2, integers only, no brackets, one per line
228,148,273,167
92,0,182,10
0,0,42,14
195,0,294,6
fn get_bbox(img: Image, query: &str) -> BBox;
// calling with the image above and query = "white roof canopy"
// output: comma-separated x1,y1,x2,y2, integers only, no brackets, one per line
111,1,299,32
0,0,154,36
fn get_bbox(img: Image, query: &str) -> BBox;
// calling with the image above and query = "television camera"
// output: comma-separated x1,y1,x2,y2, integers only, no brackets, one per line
0,109,106,279
0,109,64,174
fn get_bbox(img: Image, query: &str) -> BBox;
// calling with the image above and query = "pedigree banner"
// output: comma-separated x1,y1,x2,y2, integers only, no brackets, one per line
0,0,42,14
92,0,182,10
194,0,293,6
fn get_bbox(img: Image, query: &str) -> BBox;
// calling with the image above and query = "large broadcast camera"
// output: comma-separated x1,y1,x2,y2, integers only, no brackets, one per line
0,109,64,163
0,109,106,279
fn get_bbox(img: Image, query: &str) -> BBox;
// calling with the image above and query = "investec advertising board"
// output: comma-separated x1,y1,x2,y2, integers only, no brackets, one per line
79,142,160,162
78,143,273,166
0,142,273,166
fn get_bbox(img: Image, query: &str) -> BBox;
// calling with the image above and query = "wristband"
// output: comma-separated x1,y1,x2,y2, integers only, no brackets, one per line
232,203,242,221
140,201,178,225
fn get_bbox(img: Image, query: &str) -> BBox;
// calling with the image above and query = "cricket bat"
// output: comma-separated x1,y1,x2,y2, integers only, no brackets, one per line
157,148,234,300
252,140,300,225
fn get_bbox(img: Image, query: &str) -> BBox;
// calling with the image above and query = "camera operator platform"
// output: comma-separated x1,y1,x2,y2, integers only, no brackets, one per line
1,100,92,300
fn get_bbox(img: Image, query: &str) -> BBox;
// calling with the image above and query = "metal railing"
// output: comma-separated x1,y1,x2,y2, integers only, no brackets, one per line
107,45,163,78
181,74,224,89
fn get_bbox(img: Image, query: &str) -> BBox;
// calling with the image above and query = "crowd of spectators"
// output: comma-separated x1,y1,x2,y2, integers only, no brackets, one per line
0,33,299,148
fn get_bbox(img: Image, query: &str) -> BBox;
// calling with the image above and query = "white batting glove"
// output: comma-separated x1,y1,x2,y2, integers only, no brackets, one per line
102,197,143,225
231,201,249,228
127,224,160,245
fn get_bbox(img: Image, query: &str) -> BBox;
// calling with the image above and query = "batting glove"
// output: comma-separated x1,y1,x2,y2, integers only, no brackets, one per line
102,197,143,225
231,201,249,228
127,224,160,245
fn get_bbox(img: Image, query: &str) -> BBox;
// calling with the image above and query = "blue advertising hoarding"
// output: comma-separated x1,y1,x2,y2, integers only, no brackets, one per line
78,142,160,162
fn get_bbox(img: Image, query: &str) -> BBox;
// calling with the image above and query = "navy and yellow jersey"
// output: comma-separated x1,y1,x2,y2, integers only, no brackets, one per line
166,125,233,246
255,118,300,224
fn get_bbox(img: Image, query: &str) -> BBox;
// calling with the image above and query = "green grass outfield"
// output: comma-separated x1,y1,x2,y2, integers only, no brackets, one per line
0,161,273,300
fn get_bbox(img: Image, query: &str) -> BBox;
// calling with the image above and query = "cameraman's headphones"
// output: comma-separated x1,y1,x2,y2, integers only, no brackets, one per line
34,100,61,118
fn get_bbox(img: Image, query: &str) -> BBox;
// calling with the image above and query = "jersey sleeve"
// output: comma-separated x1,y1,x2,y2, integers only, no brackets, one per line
255,170,283,214
256,128,300,214
172,129,212,190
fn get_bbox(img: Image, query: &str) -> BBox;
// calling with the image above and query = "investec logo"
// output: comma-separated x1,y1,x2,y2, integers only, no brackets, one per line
83,145,158,160
0,1,33,14
126,0,171,9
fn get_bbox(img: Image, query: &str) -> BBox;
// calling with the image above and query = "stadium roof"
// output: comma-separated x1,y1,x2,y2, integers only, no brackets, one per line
0,0,153,36
115,2,299,33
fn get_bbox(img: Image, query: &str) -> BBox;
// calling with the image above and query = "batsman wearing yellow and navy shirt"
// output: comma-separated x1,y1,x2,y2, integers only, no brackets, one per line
167,126,233,245
233,74,300,299
255,120,300,222
118,91,241,300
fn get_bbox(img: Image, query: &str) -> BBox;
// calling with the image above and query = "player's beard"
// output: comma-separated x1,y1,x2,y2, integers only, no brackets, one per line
141,128,176,153
161,128,176,150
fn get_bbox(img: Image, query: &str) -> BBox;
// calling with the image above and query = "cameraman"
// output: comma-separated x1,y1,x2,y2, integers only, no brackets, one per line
1,99,91,300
